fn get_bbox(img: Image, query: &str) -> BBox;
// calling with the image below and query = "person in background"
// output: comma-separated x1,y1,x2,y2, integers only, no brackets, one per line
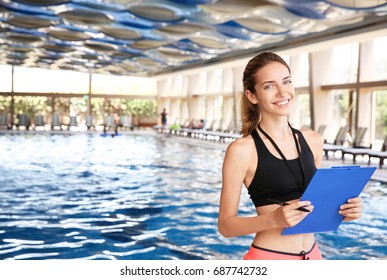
160,108,168,127
195,119,204,129
188,119,204,129
218,52,362,260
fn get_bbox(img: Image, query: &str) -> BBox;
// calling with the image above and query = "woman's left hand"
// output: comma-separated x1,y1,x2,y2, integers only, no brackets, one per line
339,197,362,221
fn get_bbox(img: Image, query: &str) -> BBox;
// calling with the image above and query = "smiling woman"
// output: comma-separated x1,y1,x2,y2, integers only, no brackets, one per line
218,52,366,260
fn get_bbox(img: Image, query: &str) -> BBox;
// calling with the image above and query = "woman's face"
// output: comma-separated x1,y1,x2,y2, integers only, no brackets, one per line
249,61,295,117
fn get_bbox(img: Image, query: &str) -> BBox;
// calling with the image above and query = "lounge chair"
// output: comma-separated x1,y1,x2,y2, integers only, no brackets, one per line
103,115,117,134
51,114,62,130
68,116,78,130
211,119,221,131
34,115,45,129
317,125,327,136
215,119,223,132
220,119,234,133
324,126,368,160
180,119,190,128
367,136,387,168
323,126,349,159
0,114,11,129
104,115,115,127
120,115,134,130
16,114,30,130
203,119,215,131
340,127,373,163
85,115,95,130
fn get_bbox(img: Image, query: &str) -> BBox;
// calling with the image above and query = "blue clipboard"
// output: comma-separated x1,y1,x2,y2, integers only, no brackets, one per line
282,166,376,235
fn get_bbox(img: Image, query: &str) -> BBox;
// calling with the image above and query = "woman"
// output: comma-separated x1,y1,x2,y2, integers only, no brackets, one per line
218,52,362,260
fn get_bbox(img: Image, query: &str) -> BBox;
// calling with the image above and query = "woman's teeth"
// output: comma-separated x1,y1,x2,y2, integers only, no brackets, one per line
276,100,289,106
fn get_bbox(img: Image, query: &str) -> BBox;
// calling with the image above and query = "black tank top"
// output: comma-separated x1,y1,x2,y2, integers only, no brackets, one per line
247,127,316,207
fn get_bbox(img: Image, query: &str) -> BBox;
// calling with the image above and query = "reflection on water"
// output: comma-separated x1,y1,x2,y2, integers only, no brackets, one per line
0,133,385,260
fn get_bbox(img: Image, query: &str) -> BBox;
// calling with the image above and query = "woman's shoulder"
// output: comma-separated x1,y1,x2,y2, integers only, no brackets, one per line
225,134,255,157
299,127,324,153
299,128,323,142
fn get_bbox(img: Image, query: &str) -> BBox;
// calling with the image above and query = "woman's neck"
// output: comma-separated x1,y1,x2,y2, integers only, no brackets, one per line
258,118,291,139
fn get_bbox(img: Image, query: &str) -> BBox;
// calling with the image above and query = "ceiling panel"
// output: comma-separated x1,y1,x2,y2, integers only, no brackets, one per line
0,0,386,76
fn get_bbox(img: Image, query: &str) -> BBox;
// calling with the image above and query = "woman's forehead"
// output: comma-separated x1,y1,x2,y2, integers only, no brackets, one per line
254,62,290,82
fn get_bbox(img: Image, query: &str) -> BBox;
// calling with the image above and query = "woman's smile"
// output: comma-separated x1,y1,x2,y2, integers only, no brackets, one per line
274,99,290,107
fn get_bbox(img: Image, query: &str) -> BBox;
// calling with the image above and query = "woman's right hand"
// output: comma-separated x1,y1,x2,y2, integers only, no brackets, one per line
271,200,314,228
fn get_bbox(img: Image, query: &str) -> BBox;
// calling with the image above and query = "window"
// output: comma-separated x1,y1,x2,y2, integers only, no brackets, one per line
13,67,89,93
0,65,12,92
374,89,387,140
291,92,310,129
373,36,387,81
91,74,156,95
330,43,359,84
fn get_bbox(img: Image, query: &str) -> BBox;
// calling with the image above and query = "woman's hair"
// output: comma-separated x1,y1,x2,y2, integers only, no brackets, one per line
240,52,291,137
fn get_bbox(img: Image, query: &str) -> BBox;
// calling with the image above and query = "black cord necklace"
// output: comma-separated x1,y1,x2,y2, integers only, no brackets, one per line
258,122,306,191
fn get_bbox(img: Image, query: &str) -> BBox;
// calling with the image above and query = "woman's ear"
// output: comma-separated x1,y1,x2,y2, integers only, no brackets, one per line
245,90,258,104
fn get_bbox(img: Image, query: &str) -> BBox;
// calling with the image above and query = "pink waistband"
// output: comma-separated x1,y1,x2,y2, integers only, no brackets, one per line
243,242,324,260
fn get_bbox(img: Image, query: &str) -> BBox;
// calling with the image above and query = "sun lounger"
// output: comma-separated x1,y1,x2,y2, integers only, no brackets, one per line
324,126,369,159
51,114,62,130
339,127,370,162
0,114,11,130
323,126,349,159
85,115,95,130
67,116,78,130
120,115,134,130
34,115,45,130
317,125,326,136
367,136,387,168
16,114,30,130
103,115,118,134
368,150,387,168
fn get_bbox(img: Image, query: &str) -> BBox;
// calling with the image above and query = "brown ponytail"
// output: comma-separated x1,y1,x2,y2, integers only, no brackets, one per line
240,52,290,137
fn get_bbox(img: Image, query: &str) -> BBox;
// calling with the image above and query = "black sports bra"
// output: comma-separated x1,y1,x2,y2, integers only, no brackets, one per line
247,126,316,207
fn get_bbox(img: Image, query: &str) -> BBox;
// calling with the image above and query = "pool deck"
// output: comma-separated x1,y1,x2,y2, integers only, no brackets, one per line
1,128,386,183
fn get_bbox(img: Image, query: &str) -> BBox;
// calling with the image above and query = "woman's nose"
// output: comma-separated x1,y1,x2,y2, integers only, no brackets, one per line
277,85,287,96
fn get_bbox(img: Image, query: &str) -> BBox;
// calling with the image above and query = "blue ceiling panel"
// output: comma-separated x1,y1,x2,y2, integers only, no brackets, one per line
0,0,385,76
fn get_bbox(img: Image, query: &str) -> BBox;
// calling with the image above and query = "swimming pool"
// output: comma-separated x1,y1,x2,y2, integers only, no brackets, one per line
0,132,385,260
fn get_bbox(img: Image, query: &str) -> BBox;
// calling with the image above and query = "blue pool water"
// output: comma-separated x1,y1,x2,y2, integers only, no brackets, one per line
0,132,386,260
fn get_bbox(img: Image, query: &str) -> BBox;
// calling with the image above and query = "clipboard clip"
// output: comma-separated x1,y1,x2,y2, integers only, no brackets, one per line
331,166,361,169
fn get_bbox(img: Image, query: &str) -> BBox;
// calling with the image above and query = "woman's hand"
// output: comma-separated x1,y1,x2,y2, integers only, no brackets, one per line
339,197,362,222
272,200,314,228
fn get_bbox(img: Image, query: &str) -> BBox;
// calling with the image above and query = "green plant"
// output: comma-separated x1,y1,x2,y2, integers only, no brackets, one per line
123,99,157,117
0,96,12,112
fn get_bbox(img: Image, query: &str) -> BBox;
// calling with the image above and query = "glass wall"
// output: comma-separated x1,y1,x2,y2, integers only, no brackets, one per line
328,89,360,137
373,37,387,81
91,74,156,95
0,65,157,129
13,67,90,93
375,90,387,139
0,65,13,92
291,92,311,129
330,43,359,84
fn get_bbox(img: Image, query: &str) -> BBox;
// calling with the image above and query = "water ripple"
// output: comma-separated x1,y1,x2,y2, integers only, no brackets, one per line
0,133,386,260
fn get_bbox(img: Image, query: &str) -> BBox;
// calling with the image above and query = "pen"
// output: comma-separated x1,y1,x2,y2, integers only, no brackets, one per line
267,198,310,213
